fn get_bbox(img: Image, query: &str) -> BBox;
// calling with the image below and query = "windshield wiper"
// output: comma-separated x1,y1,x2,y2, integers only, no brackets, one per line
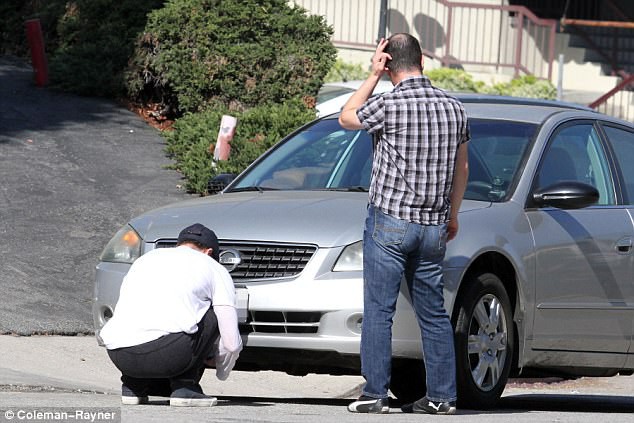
228,186,277,193
320,186,369,192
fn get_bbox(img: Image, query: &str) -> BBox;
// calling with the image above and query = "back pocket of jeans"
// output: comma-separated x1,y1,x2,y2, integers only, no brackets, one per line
372,208,407,246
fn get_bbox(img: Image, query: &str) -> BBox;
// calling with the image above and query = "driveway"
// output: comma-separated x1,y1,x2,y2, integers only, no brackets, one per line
0,57,191,334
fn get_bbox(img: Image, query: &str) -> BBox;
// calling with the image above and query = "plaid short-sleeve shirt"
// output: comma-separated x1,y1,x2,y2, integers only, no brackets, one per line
357,75,470,224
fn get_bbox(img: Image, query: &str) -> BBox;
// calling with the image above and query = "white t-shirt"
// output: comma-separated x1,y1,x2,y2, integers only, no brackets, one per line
100,245,236,349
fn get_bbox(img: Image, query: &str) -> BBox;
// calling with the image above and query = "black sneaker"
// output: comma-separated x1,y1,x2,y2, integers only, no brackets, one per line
121,385,148,405
401,396,456,415
347,395,390,413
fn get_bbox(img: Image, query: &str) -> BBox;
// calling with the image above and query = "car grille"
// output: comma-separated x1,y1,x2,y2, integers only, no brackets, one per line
240,311,322,334
154,240,316,282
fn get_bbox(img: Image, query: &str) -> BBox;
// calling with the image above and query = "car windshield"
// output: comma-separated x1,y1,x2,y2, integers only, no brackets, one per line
230,118,536,201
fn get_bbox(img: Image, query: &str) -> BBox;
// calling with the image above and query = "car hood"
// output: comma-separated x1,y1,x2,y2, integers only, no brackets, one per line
130,191,490,248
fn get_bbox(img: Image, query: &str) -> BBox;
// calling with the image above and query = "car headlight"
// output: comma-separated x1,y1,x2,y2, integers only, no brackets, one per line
99,224,142,264
333,241,363,272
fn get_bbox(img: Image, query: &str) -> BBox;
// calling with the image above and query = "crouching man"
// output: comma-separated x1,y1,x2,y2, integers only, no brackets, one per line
99,223,242,407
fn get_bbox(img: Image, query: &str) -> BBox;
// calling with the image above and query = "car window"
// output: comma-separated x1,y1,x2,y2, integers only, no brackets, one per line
465,120,535,201
233,119,373,190
232,118,536,200
602,124,634,205
537,123,615,205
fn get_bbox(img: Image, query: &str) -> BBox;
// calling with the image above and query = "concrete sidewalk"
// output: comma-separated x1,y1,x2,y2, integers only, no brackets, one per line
1,334,633,400
1,335,632,422
0,335,365,398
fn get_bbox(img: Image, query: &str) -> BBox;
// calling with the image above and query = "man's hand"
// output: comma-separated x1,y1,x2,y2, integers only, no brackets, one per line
447,142,468,242
447,218,459,242
339,38,392,129
371,38,391,78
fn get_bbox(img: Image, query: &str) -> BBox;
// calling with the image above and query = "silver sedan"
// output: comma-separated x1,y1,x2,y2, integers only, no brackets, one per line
94,95,634,408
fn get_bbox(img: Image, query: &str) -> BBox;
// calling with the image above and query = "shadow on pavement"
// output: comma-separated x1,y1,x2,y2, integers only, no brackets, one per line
210,393,634,414
500,393,634,413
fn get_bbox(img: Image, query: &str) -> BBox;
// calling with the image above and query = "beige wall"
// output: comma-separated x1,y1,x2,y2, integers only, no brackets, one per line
293,0,552,79
292,0,632,118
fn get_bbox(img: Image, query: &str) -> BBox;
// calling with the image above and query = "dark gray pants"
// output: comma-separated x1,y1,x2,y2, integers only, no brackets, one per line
107,306,219,396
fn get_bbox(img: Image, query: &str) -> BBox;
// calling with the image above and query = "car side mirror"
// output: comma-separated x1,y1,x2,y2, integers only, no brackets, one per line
532,181,599,209
207,173,237,195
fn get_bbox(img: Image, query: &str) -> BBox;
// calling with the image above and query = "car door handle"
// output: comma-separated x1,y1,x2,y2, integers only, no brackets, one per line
615,237,632,254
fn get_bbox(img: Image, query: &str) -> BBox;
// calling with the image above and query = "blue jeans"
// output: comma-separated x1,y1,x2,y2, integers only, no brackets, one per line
360,205,456,403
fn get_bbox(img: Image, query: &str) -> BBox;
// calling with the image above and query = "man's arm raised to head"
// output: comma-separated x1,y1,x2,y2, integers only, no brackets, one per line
339,38,391,130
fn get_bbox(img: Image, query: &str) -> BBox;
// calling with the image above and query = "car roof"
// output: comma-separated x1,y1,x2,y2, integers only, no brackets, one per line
456,94,599,124
321,92,606,125
320,81,593,111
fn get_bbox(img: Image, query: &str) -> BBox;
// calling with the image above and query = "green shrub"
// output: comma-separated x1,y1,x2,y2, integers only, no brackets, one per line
324,59,368,82
425,68,556,99
489,75,557,99
425,68,486,93
165,98,316,194
126,0,337,115
48,0,165,97
0,1,29,55
0,0,66,57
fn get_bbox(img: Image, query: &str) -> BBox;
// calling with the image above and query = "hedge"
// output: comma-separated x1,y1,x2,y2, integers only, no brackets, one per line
125,0,337,116
164,98,316,194
49,0,165,97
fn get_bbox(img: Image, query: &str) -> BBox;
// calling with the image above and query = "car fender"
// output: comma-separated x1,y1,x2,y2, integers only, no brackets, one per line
444,201,535,366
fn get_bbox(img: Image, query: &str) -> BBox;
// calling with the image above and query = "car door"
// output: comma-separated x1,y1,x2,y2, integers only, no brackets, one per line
527,121,633,355
599,122,634,363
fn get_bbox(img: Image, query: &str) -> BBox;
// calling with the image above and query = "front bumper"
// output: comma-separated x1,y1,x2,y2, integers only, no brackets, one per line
93,252,426,360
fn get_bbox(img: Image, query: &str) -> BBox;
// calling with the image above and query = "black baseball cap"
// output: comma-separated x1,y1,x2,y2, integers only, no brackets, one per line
177,223,220,261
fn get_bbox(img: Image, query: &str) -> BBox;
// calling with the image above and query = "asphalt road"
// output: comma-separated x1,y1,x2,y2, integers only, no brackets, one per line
0,335,632,422
0,57,191,335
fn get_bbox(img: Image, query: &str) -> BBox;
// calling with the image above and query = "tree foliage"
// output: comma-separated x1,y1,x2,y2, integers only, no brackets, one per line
49,0,165,97
165,98,316,194
126,0,337,115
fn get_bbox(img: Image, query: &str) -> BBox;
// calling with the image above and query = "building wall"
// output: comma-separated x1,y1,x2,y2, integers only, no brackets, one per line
294,1,620,86
293,0,554,80
292,0,632,118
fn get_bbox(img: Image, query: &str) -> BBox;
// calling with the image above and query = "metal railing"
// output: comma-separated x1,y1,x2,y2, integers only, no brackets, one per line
293,0,633,122
589,74,634,122
293,0,557,80
560,0,634,122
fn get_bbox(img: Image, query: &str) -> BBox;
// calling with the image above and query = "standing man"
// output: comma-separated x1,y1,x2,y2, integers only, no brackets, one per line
99,223,242,407
339,33,469,415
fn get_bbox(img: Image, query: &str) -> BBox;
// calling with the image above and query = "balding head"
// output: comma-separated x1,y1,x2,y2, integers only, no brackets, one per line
384,33,423,74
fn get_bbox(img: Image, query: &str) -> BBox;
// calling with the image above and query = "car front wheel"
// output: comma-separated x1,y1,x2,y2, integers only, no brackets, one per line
454,272,514,409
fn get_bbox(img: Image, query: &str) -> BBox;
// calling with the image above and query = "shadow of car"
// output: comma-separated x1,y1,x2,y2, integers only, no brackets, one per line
94,94,634,409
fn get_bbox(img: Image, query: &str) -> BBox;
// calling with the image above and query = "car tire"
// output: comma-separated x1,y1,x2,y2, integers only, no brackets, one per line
454,272,514,409
389,359,426,403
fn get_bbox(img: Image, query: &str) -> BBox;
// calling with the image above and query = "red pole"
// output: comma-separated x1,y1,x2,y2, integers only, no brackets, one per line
25,19,49,87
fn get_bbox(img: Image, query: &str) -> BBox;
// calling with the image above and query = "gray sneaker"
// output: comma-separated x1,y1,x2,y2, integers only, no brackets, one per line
401,396,456,415
169,387,217,407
